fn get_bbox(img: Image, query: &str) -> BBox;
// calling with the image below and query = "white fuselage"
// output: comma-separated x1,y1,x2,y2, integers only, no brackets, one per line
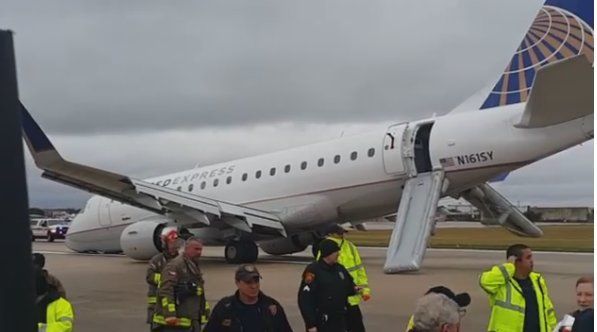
66,104,593,252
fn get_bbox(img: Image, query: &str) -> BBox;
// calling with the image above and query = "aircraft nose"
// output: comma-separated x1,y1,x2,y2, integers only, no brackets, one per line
65,214,87,252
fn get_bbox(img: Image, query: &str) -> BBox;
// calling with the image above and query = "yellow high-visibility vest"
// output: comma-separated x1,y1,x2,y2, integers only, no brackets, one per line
479,263,557,332
38,297,74,332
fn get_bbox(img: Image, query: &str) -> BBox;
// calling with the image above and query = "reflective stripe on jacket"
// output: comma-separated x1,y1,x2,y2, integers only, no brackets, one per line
38,298,74,332
318,236,370,306
479,263,557,332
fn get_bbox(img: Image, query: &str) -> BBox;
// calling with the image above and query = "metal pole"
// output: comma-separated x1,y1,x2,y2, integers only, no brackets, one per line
0,30,35,331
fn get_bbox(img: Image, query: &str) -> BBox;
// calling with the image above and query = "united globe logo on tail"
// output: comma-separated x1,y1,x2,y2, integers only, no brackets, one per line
480,0,594,109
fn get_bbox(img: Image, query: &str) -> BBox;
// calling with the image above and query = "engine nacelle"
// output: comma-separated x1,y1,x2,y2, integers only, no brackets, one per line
120,221,173,260
259,233,314,255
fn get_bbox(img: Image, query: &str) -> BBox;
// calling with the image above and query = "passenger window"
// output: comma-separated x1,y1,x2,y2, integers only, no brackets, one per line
334,155,341,164
226,176,232,184
368,148,375,157
284,165,291,173
213,179,219,187
242,173,248,181
41,221,47,227
350,151,358,160
188,184,194,192
200,181,206,189
270,167,276,176
256,170,262,179
301,161,307,170
318,158,324,167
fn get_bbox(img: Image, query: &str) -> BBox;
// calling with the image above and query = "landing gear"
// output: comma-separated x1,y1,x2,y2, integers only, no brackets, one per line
311,236,323,258
225,239,258,264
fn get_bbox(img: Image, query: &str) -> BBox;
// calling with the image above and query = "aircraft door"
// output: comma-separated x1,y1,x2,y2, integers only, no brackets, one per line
98,198,112,226
382,123,408,175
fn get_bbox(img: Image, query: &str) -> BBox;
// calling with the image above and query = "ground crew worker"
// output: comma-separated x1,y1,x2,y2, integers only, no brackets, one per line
319,224,370,332
34,267,74,332
147,229,182,331
479,244,557,332
204,264,293,332
155,237,208,332
406,286,470,331
33,253,67,299
299,239,357,332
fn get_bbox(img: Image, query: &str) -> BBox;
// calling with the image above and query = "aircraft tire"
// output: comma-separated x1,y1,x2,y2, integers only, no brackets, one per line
225,239,258,264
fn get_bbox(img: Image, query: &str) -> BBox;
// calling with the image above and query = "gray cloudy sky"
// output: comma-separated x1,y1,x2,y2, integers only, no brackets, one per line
2,0,593,208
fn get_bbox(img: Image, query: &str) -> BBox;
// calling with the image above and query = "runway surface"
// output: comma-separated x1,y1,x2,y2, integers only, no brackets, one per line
34,241,593,331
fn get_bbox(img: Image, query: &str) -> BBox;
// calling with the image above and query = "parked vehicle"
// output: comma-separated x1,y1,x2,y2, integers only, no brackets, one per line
30,218,70,242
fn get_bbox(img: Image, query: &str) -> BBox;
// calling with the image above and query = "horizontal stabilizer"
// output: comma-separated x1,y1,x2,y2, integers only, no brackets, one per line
460,183,542,237
516,55,593,128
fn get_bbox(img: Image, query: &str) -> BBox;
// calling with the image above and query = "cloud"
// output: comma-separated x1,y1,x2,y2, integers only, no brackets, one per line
6,0,541,134
6,0,591,208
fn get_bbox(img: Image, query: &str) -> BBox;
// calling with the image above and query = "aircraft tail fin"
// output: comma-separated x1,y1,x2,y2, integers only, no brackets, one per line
479,0,593,110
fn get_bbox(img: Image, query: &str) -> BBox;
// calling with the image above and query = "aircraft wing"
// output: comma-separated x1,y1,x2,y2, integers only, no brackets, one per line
20,103,286,236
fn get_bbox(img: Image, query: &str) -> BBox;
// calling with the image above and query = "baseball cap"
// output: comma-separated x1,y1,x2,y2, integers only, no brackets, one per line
426,286,471,307
235,264,261,282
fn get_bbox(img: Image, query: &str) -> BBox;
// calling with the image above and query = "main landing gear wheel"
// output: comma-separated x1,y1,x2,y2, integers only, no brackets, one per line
225,239,258,264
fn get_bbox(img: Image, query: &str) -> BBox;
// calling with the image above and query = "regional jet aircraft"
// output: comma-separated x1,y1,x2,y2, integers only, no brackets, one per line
21,0,593,272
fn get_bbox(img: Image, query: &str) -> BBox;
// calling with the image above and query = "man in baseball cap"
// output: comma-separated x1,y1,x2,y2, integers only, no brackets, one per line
203,264,292,332
406,286,471,331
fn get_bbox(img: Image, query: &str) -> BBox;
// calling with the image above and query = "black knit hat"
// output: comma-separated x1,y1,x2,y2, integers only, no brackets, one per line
318,239,340,258
425,286,471,307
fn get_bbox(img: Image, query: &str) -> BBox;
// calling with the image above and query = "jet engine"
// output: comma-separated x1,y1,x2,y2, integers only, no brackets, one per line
120,221,174,260
259,233,314,255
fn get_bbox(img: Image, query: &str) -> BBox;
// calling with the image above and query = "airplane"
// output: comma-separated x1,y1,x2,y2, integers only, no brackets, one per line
21,0,593,273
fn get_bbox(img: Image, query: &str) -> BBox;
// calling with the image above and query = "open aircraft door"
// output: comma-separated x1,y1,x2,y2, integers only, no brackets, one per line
382,123,408,175
384,122,446,273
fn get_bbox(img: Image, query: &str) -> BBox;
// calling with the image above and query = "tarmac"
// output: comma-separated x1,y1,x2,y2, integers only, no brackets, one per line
34,241,593,331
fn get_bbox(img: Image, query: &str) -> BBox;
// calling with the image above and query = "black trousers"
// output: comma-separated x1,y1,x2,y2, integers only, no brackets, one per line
346,305,365,332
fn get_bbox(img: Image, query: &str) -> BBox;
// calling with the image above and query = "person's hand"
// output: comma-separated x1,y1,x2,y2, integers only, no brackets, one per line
165,317,179,326
362,294,371,302
507,255,517,264
307,327,318,332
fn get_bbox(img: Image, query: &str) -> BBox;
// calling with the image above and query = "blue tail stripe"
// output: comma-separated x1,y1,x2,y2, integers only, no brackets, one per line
545,0,593,28
507,72,520,93
20,103,55,153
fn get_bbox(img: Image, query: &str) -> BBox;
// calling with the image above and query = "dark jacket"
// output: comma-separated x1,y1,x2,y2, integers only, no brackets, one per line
297,259,356,330
571,308,593,332
203,291,292,332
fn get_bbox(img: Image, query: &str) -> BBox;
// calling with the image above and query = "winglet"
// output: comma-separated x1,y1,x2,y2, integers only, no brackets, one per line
20,102,64,167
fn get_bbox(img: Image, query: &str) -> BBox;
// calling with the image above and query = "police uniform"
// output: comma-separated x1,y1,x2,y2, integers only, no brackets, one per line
147,251,177,329
299,240,356,332
318,225,370,332
204,264,293,332
155,255,208,332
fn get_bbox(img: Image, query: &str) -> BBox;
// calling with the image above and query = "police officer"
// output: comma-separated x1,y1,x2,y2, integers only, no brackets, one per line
33,253,67,298
146,229,182,331
155,237,208,332
479,244,557,332
319,225,370,332
204,264,293,332
299,239,357,332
